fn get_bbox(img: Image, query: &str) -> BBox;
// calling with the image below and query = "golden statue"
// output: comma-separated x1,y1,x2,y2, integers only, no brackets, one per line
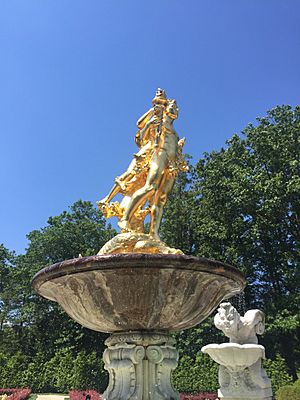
97,89,188,254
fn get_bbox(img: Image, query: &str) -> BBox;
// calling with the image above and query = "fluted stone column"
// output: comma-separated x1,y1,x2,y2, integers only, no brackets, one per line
102,332,179,400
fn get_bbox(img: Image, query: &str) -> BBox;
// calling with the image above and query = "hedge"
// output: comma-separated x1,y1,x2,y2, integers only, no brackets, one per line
276,379,300,400
0,351,107,393
173,354,219,393
0,350,294,394
263,354,293,393
179,393,218,400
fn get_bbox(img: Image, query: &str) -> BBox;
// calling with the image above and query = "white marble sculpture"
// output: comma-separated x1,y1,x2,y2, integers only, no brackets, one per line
202,303,273,400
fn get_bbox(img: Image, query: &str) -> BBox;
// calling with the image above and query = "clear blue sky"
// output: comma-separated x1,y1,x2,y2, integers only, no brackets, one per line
1,0,299,254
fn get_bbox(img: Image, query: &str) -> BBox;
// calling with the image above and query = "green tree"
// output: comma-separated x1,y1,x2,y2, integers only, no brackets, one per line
160,164,198,255
0,201,115,361
0,245,28,357
162,105,300,379
0,245,15,332
173,319,223,359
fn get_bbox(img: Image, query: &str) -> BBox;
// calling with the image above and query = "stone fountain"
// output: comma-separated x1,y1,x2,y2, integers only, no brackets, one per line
32,89,246,400
202,303,273,400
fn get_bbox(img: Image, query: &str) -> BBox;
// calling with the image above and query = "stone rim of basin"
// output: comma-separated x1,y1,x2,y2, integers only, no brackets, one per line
32,253,246,290
201,343,265,370
31,253,246,332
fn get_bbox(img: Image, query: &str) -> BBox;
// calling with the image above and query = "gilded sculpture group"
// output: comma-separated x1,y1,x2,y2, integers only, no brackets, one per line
97,88,188,240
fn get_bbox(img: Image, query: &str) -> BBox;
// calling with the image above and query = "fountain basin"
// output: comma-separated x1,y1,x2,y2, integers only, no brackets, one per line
32,253,245,333
202,343,265,371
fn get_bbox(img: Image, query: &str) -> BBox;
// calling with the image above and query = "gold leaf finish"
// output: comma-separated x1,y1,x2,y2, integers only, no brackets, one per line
97,89,188,254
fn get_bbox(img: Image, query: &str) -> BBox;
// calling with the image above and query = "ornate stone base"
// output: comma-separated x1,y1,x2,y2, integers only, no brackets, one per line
202,343,273,400
217,361,273,400
98,232,183,255
102,331,179,400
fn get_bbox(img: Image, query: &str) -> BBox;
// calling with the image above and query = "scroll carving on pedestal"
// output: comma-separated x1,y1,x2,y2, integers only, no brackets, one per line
103,332,179,400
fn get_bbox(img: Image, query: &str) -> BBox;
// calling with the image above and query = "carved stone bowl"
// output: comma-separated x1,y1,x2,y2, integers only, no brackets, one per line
32,254,246,333
201,343,265,371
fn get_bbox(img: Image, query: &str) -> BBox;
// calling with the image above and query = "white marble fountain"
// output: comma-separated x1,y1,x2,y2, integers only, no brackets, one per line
202,303,273,400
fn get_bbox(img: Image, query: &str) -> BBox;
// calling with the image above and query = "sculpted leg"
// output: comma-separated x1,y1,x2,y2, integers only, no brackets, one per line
118,183,155,231
97,161,137,204
116,142,152,187
98,143,152,206
119,152,167,231
150,175,175,238
97,183,120,205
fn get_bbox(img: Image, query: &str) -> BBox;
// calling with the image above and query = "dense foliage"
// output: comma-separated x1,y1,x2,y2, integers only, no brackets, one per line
165,105,300,380
0,349,292,394
0,201,115,360
263,354,293,393
0,344,107,392
173,354,219,393
277,379,300,400
0,105,299,391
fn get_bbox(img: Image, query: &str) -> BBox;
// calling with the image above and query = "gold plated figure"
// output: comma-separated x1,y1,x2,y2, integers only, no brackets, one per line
97,89,188,254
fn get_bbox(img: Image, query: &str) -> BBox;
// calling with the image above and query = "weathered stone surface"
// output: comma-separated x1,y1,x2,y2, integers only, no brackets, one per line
202,345,273,400
202,343,265,369
32,254,245,333
103,332,178,400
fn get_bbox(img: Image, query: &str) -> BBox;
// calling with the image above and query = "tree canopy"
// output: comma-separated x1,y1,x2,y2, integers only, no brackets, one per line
163,105,300,378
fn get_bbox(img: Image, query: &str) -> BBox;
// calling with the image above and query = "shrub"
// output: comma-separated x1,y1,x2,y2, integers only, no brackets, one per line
0,349,108,393
0,389,31,400
173,354,218,393
72,352,108,393
294,379,300,388
179,393,218,400
263,353,293,393
69,390,101,400
276,384,300,400
0,353,28,388
53,349,75,392
0,355,9,387
21,353,47,393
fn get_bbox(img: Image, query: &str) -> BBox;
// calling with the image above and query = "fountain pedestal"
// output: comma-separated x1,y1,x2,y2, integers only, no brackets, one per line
202,343,272,400
103,332,178,400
